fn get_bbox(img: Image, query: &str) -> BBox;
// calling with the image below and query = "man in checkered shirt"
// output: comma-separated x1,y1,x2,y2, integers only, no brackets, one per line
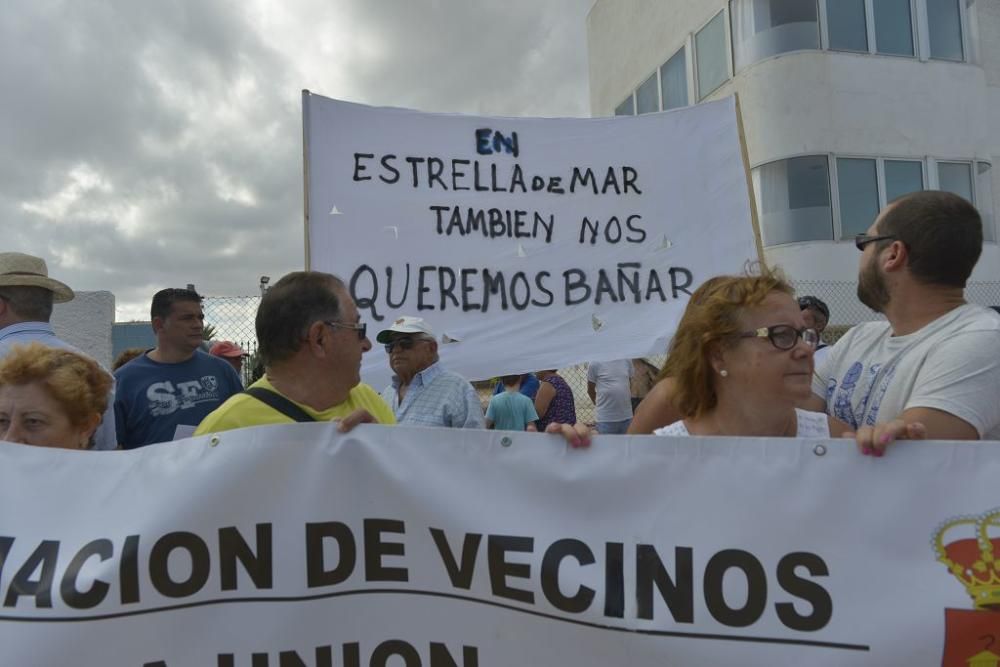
377,316,485,429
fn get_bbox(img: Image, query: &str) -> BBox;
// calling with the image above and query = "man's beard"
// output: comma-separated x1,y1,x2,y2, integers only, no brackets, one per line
857,259,890,313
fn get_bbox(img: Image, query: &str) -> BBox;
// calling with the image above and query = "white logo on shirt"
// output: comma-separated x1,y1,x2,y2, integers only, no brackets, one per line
147,378,223,416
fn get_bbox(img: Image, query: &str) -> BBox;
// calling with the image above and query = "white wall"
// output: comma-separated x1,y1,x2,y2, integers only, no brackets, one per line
978,0,1000,87
587,0,721,115
764,241,1000,284
51,291,115,369
983,0,1000,260
733,53,989,163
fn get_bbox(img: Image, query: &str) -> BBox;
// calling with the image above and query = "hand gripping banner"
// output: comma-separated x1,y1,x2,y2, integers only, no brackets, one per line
1,425,998,665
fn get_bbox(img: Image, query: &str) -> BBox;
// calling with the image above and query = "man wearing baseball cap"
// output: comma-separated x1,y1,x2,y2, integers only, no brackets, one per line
377,316,484,429
210,340,248,377
0,252,117,449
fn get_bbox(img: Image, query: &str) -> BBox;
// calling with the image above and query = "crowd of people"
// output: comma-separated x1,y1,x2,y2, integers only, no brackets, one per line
1,190,999,454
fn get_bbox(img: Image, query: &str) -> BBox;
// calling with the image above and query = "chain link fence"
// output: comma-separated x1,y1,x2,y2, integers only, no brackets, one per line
203,280,1000,423
200,296,262,387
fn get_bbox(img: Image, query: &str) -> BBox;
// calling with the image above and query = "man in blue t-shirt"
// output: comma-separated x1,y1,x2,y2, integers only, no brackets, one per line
114,288,242,448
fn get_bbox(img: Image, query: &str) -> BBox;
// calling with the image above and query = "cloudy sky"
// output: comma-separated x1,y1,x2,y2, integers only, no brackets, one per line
1,0,593,320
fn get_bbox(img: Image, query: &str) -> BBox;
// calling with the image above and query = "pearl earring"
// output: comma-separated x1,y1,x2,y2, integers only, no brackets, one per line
719,369,728,377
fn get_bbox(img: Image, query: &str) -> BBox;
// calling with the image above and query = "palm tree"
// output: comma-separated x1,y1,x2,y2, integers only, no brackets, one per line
202,323,217,341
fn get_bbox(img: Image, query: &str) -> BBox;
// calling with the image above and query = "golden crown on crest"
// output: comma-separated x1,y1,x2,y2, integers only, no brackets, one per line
933,508,1000,610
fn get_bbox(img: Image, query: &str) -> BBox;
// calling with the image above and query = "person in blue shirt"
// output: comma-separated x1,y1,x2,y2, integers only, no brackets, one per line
0,252,118,449
486,375,539,432
492,371,539,400
114,288,242,448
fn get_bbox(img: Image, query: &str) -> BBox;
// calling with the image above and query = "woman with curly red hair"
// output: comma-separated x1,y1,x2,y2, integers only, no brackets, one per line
0,343,111,449
654,268,831,437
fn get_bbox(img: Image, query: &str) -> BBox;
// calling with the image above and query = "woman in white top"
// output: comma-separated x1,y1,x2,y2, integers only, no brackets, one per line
652,267,922,451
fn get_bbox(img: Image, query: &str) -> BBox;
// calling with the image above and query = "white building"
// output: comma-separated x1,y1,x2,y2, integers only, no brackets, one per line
587,0,1000,317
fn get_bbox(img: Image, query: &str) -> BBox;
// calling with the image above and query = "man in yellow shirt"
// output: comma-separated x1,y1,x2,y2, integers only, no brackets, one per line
195,272,394,434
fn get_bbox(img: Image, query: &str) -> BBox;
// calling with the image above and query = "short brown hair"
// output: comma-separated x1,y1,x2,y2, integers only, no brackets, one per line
878,190,982,288
665,267,793,419
0,286,54,322
256,272,346,366
150,287,203,322
0,343,111,429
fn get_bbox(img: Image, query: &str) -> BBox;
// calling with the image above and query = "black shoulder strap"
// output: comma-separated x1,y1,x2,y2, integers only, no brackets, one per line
244,387,317,423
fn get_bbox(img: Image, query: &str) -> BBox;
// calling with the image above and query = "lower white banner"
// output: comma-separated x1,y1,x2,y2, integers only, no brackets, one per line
1,424,998,666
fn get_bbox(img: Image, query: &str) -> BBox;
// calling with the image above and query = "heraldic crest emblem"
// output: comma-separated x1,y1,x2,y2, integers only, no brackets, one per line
934,508,1000,666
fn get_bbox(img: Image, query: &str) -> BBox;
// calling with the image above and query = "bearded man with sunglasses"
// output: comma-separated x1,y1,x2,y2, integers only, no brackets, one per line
195,272,394,434
376,317,485,429
802,190,1000,444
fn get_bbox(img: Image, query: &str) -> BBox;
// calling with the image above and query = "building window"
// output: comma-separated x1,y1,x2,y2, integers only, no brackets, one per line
884,159,924,203
927,0,964,61
938,160,995,242
826,0,868,52
976,162,995,243
615,95,634,116
695,11,729,100
836,158,879,236
730,0,819,70
660,48,688,110
635,73,659,114
837,158,924,238
873,0,915,56
755,155,993,247
938,161,973,202
753,155,833,245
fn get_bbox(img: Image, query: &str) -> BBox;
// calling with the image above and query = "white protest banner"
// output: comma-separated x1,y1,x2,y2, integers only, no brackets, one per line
303,92,759,387
1,426,999,666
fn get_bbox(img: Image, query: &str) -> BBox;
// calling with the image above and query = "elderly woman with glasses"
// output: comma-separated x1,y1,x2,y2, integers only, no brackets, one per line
651,268,923,449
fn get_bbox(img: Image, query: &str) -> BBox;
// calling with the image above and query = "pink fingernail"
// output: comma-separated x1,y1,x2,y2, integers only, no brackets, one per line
873,449,884,458
880,434,890,445
862,446,872,456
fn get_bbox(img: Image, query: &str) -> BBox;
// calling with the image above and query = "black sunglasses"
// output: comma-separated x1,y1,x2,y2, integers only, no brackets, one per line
739,325,819,351
855,233,896,251
384,336,429,354
323,320,367,340
797,296,829,320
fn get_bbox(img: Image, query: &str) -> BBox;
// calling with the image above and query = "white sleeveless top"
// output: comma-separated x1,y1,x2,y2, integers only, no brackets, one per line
654,408,830,438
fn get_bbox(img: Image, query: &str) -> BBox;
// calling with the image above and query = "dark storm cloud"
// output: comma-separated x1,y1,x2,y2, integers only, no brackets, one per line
0,0,591,318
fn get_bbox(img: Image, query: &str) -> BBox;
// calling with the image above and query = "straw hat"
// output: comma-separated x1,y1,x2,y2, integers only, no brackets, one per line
0,253,75,303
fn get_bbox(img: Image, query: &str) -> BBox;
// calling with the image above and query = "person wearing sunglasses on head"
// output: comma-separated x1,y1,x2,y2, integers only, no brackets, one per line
376,316,485,429
195,272,394,435
652,267,909,442
797,295,831,367
801,191,1000,447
